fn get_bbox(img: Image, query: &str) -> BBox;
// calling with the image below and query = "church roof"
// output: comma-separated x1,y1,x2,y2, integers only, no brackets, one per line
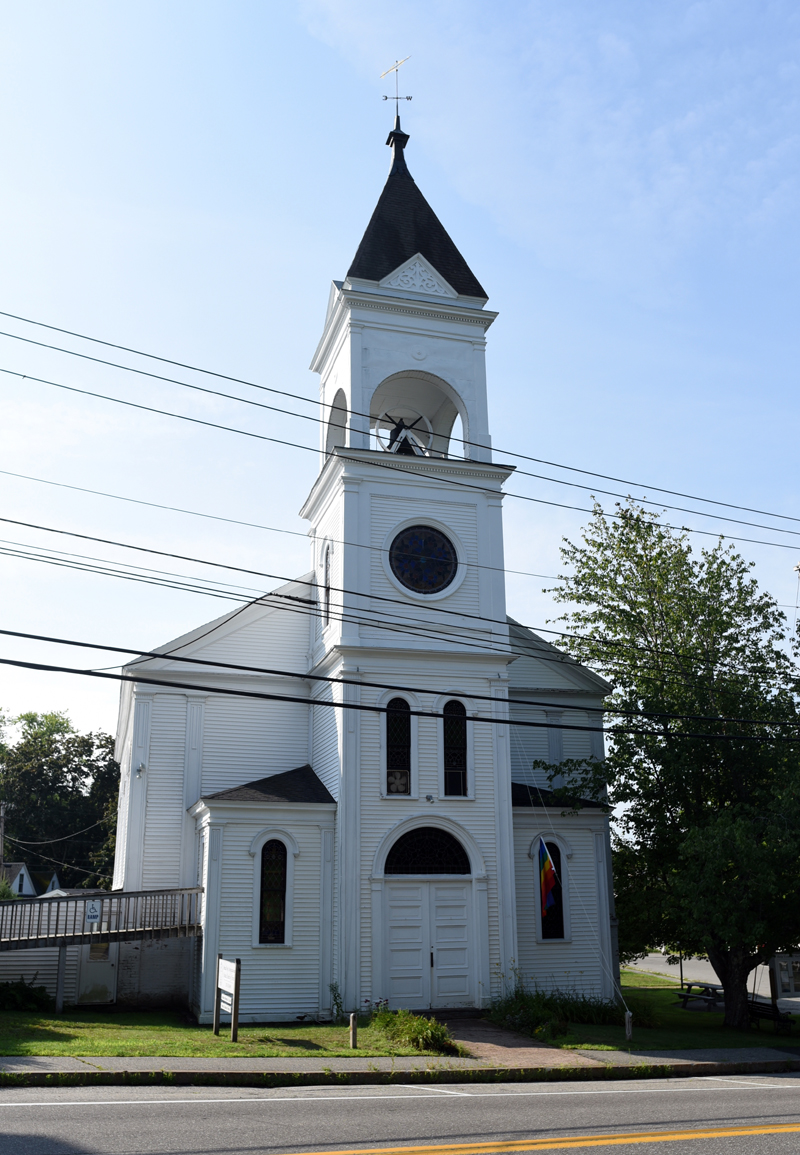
511,782,606,810
202,764,335,805
347,118,487,300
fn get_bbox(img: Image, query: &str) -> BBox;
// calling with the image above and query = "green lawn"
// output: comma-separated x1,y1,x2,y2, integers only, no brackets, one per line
0,1010,449,1058
554,974,796,1052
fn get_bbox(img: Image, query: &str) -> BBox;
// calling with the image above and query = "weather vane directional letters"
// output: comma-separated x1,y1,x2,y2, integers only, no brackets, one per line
380,56,412,116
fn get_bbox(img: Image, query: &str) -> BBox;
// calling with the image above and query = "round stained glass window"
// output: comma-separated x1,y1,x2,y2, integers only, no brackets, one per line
389,525,458,595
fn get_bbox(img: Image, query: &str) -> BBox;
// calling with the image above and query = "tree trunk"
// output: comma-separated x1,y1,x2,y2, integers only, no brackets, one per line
707,945,754,1031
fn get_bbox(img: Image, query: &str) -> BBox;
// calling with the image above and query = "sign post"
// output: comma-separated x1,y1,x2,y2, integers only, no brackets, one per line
213,954,241,1042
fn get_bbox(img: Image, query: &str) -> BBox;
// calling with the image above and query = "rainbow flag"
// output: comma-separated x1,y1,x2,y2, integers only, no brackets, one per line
539,838,557,918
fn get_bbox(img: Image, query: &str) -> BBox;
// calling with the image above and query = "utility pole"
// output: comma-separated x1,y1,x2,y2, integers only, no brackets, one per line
0,801,4,872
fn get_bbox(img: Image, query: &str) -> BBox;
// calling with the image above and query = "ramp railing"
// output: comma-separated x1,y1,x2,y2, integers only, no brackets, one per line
0,887,203,951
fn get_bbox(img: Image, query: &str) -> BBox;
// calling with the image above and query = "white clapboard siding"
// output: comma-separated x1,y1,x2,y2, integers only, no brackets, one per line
0,946,80,1004
201,696,309,795
216,821,324,1020
113,758,131,891
188,601,310,668
508,705,550,784
142,694,187,890
366,495,481,633
561,710,594,761
513,819,606,995
312,690,341,800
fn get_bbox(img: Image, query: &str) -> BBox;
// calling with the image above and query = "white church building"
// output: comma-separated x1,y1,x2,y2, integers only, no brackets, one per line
111,118,619,1022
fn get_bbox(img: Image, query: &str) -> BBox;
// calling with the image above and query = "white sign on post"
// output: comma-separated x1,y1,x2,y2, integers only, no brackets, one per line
213,955,241,1042
85,900,102,925
218,958,237,994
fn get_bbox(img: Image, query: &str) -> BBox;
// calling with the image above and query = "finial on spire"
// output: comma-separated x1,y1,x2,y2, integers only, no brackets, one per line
380,56,412,118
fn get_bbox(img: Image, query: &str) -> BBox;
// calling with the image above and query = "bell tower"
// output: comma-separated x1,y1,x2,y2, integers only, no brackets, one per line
301,119,518,1013
310,116,496,466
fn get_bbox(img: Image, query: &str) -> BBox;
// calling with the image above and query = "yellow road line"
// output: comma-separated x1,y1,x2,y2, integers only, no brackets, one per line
277,1122,800,1154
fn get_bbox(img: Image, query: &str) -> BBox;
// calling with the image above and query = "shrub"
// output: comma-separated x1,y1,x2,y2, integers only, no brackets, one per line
0,975,54,1012
489,981,660,1036
0,879,18,902
372,1008,461,1054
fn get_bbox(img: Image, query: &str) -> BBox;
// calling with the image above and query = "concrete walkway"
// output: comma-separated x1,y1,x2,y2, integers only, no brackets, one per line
1,1019,798,1086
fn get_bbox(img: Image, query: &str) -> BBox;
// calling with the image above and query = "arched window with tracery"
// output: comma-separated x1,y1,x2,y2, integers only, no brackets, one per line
443,700,467,796
539,840,565,940
386,697,411,795
322,547,331,627
385,826,471,874
259,839,287,943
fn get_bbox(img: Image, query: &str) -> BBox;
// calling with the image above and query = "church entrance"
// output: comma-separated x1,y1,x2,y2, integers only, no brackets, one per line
381,826,474,1010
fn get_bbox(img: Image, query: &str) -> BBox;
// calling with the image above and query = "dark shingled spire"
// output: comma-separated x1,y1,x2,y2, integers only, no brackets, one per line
346,117,487,299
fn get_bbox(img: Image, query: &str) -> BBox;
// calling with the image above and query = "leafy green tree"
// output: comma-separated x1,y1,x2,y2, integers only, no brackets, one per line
0,712,119,890
548,501,800,1030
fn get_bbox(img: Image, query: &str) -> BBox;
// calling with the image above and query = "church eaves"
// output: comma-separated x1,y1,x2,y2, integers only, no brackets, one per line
346,118,487,300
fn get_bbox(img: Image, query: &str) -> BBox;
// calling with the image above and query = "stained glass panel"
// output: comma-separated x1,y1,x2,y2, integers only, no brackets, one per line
389,526,458,594
260,839,287,943
443,699,467,796
540,842,565,939
385,827,471,874
386,697,411,794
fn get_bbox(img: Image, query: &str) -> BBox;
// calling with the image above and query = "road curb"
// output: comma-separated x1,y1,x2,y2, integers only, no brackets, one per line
1,1059,799,1088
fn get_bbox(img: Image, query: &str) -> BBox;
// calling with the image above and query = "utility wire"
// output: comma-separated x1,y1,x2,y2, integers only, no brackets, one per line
3,308,800,532
1,517,795,681
0,467,558,584
5,326,800,543
4,363,800,555
8,820,103,845
3,513,793,677
2,627,799,733
3,833,111,880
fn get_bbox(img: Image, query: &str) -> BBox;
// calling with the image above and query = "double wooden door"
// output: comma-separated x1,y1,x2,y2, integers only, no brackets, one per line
383,880,473,1009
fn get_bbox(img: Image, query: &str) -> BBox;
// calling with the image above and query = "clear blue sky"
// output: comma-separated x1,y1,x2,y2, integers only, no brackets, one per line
0,1,798,734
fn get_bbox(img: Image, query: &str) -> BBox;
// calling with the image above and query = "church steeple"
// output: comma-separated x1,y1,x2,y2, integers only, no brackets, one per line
346,119,487,300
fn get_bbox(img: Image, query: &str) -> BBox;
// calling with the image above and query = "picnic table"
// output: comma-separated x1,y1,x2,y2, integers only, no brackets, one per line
676,981,725,1011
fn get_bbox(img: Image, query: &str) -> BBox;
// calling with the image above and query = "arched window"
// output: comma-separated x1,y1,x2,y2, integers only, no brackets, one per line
259,839,287,943
386,697,411,795
322,547,331,627
385,826,471,874
538,840,565,940
326,389,347,454
443,700,467,796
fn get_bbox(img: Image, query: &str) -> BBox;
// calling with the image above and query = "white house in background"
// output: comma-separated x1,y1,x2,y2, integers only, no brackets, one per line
0,863,59,897
111,118,618,1022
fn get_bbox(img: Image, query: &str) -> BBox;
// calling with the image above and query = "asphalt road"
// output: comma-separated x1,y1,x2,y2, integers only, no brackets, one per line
2,1074,800,1155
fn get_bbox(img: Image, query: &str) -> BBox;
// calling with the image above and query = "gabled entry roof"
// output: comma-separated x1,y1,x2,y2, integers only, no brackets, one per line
347,117,487,300
511,782,605,810
202,764,335,805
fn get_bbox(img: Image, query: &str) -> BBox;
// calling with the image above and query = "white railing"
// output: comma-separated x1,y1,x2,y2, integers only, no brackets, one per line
0,887,203,951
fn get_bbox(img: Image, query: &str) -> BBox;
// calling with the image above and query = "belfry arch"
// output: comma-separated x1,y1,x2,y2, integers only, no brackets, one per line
326,389,348,454
369,371,469,458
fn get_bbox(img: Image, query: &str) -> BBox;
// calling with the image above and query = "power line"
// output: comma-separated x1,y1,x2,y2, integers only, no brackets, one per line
5,362,800,554
2,627,799,734
3,834,111,881
8,820,103,845
1,514,794,680
3,308,800,533
0,467,558,584
5,328,800,544
1,514,782,678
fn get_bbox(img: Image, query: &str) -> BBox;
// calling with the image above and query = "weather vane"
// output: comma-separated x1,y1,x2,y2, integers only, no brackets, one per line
380,56,412,116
